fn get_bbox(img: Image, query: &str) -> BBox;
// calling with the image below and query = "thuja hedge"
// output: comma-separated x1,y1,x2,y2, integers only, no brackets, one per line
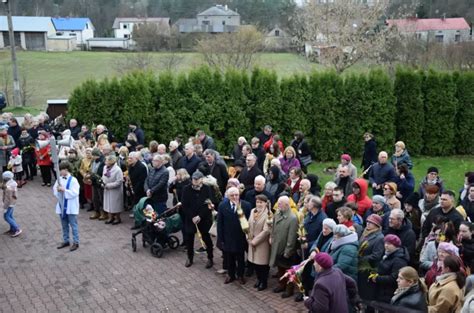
67,67,472,161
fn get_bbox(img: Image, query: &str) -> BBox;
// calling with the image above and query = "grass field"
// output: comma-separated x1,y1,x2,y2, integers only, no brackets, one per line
0,51,324,109
308,156,474,198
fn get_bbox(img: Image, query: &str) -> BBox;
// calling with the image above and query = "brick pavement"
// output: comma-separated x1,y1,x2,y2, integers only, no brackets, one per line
0,180,307,312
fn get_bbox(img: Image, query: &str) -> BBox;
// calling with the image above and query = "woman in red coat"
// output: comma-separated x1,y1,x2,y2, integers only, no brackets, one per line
35,131,53,186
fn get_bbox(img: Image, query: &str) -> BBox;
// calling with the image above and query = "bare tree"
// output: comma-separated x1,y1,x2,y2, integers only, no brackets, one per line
438,42,474,71
157,53,185,72
20,71,34,106
196,26,264,72
132,22,171,51
2,64,12,106
291,0,414,73
113,52,155,75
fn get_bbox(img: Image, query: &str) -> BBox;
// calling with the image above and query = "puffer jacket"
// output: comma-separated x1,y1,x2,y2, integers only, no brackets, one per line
347,178,373,216
391,283,428,312
374,247,410,303
329,232,359,281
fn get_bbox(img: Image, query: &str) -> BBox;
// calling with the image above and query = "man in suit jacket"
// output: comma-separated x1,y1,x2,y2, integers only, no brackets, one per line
181,170,214,269
217,187,251,285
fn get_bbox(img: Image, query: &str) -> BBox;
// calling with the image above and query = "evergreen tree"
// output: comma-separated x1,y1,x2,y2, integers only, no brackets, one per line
454,71,474,155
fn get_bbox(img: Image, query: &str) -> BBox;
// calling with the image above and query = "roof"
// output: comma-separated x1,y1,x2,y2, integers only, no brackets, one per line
0,16,52,32
52,17,93,31
197,5,239,17
112,17,170,29
386,18,470,32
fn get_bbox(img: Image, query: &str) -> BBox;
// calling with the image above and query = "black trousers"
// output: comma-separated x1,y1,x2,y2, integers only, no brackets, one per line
22,160,35,179
92,185,104,212
185,231,213,261
253,263,269,285
225,251,245,279
39,165,52,184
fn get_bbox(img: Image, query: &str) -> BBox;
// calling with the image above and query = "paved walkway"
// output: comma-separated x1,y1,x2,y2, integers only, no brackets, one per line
0,180,306,312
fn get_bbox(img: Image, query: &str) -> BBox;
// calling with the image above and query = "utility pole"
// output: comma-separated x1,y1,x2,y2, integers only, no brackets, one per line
3,0,22,106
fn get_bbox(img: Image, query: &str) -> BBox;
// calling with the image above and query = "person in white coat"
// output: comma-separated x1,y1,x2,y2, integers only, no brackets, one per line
54,161,80,252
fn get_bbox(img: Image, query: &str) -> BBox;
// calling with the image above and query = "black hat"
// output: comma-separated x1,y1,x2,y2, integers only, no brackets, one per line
427,167,439,174
405,192,420,208
234,159,245,168
192,170,204,180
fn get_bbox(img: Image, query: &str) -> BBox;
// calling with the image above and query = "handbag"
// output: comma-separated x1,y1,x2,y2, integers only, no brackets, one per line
209,210,218,237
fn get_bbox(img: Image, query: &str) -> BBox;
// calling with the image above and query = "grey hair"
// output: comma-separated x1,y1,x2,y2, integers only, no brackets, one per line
391,208,405,220
106,155,117,163
153,154,165,162
309,196,322,209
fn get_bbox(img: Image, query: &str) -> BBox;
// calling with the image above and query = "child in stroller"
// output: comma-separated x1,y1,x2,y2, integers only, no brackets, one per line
131,202,182,258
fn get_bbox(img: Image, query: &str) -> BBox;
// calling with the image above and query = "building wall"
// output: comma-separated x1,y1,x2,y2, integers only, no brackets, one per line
409,29,471,44
87,39,130,50
47,37,76,51
114,22,134,38
197,15,240,28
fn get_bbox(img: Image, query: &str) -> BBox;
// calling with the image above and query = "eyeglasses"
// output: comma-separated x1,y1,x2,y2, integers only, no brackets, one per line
440,198,450,201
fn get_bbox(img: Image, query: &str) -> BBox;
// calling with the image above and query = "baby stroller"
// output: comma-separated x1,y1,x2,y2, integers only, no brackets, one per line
131,202,182,258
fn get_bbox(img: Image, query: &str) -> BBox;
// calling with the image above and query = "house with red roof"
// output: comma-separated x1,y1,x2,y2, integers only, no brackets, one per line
386,17,471,44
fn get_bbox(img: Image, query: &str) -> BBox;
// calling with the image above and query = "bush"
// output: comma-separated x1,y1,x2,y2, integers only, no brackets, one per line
454,71,474,155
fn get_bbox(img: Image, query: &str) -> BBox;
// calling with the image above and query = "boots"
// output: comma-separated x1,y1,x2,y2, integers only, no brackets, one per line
89,211,100,220
105,213,114,224
112,214,121,225
98,211,108,221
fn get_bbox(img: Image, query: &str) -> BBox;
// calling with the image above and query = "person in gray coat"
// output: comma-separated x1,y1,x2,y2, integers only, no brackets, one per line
102,155,124,225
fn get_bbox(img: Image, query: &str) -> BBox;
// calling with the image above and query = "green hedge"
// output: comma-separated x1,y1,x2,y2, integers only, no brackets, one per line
67,68,473,161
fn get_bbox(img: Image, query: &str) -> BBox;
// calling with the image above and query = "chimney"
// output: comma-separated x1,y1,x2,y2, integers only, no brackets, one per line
225,4,228,11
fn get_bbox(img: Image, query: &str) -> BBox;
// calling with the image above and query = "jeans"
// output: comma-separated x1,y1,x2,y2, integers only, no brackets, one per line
4,207,19,232
60,214,79,244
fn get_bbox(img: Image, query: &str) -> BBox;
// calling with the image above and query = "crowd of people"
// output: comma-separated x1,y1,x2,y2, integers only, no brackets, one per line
1,112,474,313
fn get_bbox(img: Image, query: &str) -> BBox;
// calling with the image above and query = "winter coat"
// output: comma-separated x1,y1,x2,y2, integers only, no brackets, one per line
384,218,416,264
391,150,413,170
128,161,147,200
231,143,244,161
178,154,201,176
279,156,300,175
35,145,52,166
239,165,263,191
462,288,474,313
347,178,373,216
362,138,377,170
181,184,213,235
102,164,124,214
199,161,228,195
359,230,385,268
252,146,266,172
0,135,15,167
460,238,474,266
200,135,216,151
396,172,415,205
374,247,410,303
217,200,251,254
369,162,397,194
460,196,474,222
420,240,438,271
329,232,359,281
144,165,169,203
310,232,334,254
269,209,299,268
428,273,463,313
304,267,358,313
334,175,354,199
247,207,271,265
304,209,327,249
422,206,464,240
244,188,274,209
18,135,35,163
170,149,182,170
326,199,345,222
391,283,428,312
168,178,190,204
291,138,312,166
418,177,445,199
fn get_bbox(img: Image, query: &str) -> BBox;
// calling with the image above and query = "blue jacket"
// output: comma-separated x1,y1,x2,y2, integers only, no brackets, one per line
217,199,251,253
304,210,327,248
390,150,413,170
178,154,201,176
369,163,397,191
396,172,415,204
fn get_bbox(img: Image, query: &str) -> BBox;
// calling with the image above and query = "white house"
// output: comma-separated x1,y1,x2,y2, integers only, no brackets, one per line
175,4,240,33
51,17,95,47
112,17,171,40
386,17,471,44
0,16,55,50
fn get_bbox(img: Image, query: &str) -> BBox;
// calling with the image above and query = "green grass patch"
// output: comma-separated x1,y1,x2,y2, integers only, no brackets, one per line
308,155,474,198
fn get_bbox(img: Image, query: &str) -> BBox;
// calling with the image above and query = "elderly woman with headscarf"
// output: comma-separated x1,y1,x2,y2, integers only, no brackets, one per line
391,141,413,170
329,224,359,282
102,155,124,225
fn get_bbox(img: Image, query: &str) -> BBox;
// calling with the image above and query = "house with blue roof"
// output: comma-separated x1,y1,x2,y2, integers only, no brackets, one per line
52,17,95,47
0,16,56,50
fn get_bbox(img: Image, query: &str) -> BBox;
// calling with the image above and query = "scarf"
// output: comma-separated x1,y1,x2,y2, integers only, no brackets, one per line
317,233,333,251
342,220,354,228
360,227,380,242
423,195,439,212
104,165,113,178
391,283,418,304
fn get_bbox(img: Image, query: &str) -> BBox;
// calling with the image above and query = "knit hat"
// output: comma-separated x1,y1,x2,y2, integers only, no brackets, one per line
314,252,333,269
91,147,101,157
192,170,204,180
322,218,337,232
438,242,459,256
2,171,13,180
404,192,420,208
372,195,386,205
11,147,19,157
366,214,383,228
341,154,351,162
384,234,401,247
385,182,397,193
427,167,439,174
334,224,351,237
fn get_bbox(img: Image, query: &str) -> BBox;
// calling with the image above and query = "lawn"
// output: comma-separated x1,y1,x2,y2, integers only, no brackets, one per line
0,51,320,109
308,155,474,198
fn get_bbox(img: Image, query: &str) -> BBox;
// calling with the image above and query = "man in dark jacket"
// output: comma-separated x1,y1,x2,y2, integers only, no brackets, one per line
68,119,81,140
461,184,474,222
127,152,147,208
256,125,273,149
89,148,106,220
421,190,464,240
244,175,274,209
334,165,354,198
304,252,360,313
217,187,251,285
361,132,377,178
200,149,228,196
144,155,169,215
128,122,145,146
250,137,266,172
178,143,201,176
168,140,182,170
181,171,214,269
239,154,263,195
196,130,216,151
383,209,416,265
326,187,345,222
369,151,397,196
7,118,21,147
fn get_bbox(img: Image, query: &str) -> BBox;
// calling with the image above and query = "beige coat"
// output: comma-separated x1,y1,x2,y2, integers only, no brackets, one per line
269,209,298,268
247,207,271,265
428,273,463,313
102,164,124,213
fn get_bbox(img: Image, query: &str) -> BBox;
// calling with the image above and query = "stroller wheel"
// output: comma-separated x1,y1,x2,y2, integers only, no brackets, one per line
150,243,163,258
168,235,180,250
131,237,137,252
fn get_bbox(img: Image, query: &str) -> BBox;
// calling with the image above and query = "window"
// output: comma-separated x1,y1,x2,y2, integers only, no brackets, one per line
455,34,461,42
416,33,422,40
124,34,129,39
56,32,63,36
123,24,128,29
69,33,76,36
202,20,210,25
275,30,280,37
222,20,226,25
85,23,88,29
435,35,444,43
